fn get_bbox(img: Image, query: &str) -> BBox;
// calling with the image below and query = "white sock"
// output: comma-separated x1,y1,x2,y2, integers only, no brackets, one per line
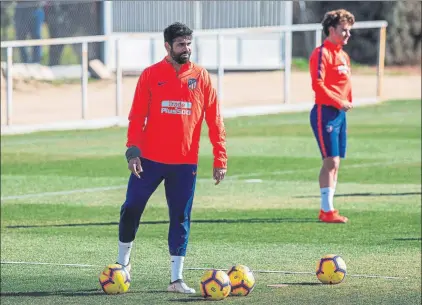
171,256,185,282
333,180,337,192
320,187,335,212
330,184,336,209
117,241,133,266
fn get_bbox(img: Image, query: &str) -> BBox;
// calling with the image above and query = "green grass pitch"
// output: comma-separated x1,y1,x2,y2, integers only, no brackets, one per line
1,99,421,305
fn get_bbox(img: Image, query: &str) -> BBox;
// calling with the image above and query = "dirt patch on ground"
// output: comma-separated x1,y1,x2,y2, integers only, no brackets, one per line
1,69,421,126
352,65,421,76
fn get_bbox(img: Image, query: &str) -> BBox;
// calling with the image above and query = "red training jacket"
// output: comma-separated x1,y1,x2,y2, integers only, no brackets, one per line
126,56,227,168
309,38,353,109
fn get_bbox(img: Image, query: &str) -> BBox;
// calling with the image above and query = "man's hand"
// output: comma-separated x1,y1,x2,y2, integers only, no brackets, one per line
213,168,227,185
128,157,143,178
340,100,353,112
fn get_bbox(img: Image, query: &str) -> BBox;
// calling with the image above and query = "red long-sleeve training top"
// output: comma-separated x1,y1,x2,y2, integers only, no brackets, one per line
309,39,353,109
126,56,227,168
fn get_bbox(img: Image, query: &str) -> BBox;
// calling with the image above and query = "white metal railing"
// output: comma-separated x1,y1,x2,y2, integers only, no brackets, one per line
0,21,388,127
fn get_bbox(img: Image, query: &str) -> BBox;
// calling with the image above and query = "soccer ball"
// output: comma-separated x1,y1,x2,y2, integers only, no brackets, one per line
227,264,256,296
99,264,131,294
199,269,231,300
316,254,347,284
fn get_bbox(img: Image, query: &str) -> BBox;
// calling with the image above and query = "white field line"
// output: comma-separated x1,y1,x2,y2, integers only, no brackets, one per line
184,267,405,280
1,185,127,201
0,261,404,280
1,261,99,268
227,160,413,180
0,160,415,201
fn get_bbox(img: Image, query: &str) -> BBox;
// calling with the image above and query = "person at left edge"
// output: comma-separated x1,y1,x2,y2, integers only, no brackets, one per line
116,22,228,294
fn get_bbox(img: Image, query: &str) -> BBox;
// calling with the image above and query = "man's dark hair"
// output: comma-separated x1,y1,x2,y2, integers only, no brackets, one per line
163,22,193,45
322,9,355,36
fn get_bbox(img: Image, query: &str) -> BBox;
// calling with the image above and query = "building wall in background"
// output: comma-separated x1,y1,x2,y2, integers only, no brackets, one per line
108,1,290,71
112,1,287,32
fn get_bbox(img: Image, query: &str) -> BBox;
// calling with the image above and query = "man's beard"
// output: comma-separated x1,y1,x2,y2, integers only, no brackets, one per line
171,49,190,64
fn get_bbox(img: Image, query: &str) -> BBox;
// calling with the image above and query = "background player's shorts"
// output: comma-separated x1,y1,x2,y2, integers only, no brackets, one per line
310,104,347,159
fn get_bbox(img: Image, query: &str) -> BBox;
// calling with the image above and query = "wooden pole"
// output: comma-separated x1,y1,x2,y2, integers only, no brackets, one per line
376,26,387,99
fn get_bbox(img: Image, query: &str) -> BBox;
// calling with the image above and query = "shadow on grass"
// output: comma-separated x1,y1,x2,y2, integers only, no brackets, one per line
0,289,104,297
1,289,220,302
144,290,172,293
143,291,205,302
273,282,322,286
294,192,421,198
168,296,207,302
393,238,421,241
6,218,319,229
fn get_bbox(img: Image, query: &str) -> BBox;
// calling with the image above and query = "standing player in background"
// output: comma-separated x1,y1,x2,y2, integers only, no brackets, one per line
309,9,355,223
116,22,227,294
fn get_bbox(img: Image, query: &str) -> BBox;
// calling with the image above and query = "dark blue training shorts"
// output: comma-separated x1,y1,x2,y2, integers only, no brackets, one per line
310,104,347,159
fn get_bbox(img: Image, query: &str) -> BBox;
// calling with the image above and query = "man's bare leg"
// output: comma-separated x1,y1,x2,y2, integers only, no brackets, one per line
319,157,340,211
318,157,347,223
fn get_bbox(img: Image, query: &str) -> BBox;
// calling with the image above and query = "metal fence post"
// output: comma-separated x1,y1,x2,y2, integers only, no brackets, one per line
194,1,202,30
237,37,242,66
217,34,224,103
81,41,88,119
194,38,200,64
283,29,292,104
150,37,155,65
315,29,322,47
193,1,202,64
283,1,293,104
102,1,113,67
6,47,13,126
115,38,122,118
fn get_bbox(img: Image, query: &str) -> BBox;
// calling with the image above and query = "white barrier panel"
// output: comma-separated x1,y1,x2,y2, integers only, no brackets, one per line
107,34,285,72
